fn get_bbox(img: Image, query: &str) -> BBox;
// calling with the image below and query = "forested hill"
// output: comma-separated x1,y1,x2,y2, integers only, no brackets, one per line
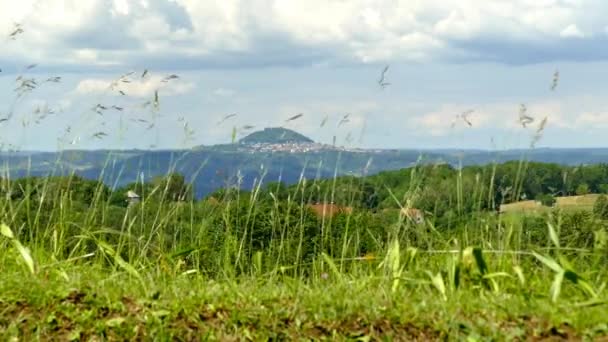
3,128,608,198
238,127,314,144
282,161,608,222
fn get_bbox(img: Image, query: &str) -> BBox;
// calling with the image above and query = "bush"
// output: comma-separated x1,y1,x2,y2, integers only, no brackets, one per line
576,183,590,195
536,194,556,207
594,195,608,220
561,210,596,247
521,215,548,246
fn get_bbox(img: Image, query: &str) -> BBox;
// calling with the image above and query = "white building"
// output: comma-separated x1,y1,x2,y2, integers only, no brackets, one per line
126,190,141,206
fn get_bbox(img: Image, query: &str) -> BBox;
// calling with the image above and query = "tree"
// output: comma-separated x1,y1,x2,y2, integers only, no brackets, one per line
576,183,590,195
536,194,556,207
152,173,192,201
360,182,380,209
593,195,608,220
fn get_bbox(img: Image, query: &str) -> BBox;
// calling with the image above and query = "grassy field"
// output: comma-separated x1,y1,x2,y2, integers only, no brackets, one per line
1,135,607,340
556,194,602,211
3,267,608,340
500,194,603,214
500,200,546,214
2,187,608,341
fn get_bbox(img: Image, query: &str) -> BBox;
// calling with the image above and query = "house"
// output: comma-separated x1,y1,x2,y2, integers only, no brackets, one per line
307,203,353,218
126,190,140,205
400,207,425,224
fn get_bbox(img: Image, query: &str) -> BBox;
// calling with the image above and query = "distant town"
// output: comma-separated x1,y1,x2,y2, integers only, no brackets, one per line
238,142,384,154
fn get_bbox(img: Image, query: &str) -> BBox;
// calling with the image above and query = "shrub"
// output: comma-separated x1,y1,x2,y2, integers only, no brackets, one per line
536,194,556,207
593,195,608,220
576,183,590,195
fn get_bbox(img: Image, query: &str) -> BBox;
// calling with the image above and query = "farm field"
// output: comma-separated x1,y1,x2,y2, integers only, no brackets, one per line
500,194,603,214
555,194,602,211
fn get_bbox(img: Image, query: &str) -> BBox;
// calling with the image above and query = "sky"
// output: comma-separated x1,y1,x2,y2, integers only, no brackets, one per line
3,0,608,151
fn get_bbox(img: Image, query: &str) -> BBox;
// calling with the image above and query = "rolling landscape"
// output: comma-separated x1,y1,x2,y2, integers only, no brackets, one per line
3,1,608,341
5,126,608,199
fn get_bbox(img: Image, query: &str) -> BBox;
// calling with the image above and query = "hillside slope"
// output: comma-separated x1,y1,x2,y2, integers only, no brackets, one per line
239,127,314,145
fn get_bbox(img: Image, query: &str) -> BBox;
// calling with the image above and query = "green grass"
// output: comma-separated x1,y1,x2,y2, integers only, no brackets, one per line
1,162,607,340
2,207,608,341
2,253,608,340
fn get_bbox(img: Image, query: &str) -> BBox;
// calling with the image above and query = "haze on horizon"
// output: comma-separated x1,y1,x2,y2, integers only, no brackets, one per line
2,1,608,151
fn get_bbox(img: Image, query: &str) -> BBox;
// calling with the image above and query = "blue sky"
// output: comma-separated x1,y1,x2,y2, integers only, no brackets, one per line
3,0,608,150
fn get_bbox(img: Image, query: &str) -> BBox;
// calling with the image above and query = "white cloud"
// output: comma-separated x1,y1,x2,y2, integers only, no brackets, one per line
560,24,585,38
112,0,130,16
75,75,195,98
2,0,608,69
575,111,608,128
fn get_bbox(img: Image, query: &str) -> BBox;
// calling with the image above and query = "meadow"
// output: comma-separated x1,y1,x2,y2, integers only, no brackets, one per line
1,159,608,340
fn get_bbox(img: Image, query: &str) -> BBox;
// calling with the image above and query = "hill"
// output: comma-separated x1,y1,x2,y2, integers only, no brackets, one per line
5,128,608,198
239,127,314,145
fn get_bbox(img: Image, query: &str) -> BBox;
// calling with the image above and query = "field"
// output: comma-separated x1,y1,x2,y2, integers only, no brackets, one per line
500,194,603,214
556,194,602,211
1,171,608,341
500,200,546,214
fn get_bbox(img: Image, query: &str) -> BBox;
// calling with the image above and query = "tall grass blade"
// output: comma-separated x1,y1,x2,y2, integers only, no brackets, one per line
97,240,143,284
1,223,15,239
322,253,342,280
426,271,447,301
378,239,402,292
551,271,564,303
513,265,526,286
548,223,560,248
1,223,35,274
13,240,36,275
532,252,563,273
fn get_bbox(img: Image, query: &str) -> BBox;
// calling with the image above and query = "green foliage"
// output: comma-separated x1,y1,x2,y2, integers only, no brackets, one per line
1,161,608,339
536,194,556,207
239,127,314,144
109,172,192,206
593,195,608,219
576,183,590,195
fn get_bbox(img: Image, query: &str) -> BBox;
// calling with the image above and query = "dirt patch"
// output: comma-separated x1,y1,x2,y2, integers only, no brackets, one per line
63,290,87,305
